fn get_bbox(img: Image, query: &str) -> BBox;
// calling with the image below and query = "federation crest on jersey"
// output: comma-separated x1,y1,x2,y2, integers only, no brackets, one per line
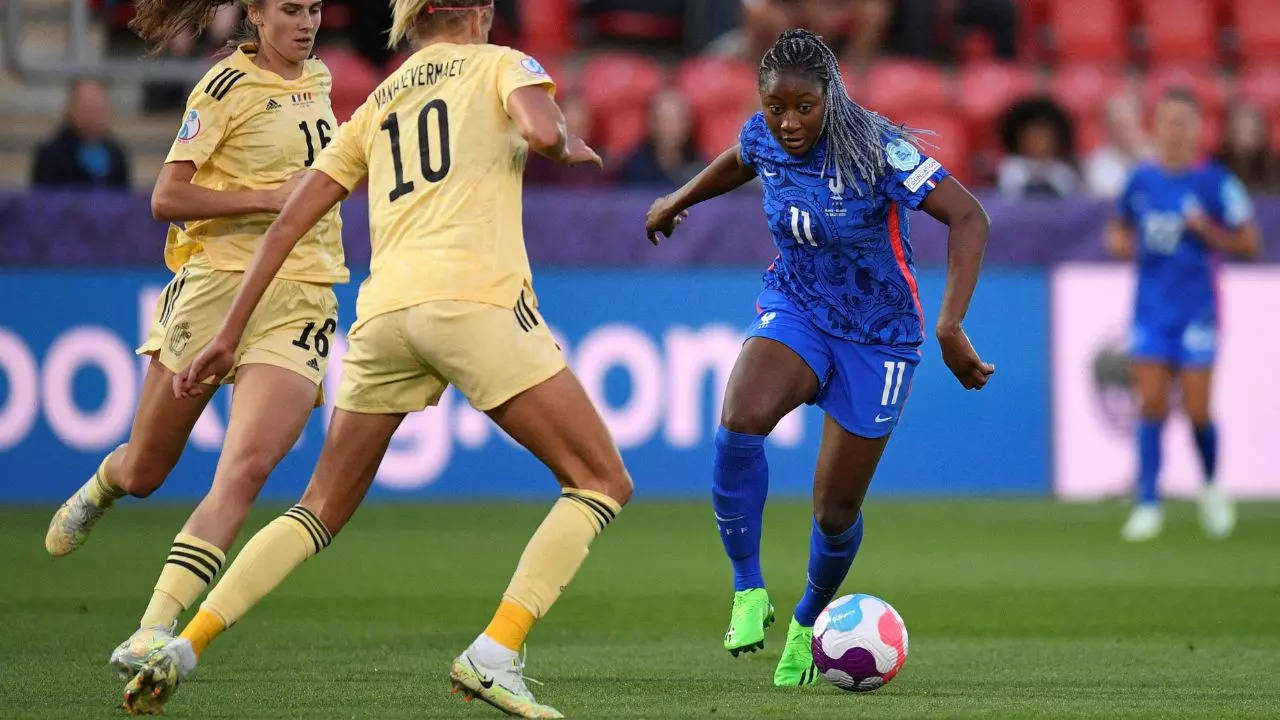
884,138,921,171
166,321,193,356
521,57,548,76
176,109,201,143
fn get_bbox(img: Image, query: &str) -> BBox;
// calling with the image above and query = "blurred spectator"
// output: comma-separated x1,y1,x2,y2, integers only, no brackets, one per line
524,96,608,187
1084,94,1153,199
843,0,891,70
997,97,1080,199
1217,100,1279,191
582,0,685,47
890,0,1017,62
32,78,130,189
619,89,703,187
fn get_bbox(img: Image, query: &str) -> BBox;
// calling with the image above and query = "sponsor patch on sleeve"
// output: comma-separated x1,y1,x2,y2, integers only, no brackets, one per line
903,158,942,192
176,109,201,143
521,57,549,76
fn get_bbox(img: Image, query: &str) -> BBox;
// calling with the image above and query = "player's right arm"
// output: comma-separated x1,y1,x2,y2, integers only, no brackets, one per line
645,145,756,245
151,72,292,222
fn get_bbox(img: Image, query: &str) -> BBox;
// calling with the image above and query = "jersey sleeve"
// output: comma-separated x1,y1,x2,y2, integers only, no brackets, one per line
737,115,762,171
497,49,555,112
312,98,371,191
877,136,950,210
164,75,238,168
1215,172,1254,229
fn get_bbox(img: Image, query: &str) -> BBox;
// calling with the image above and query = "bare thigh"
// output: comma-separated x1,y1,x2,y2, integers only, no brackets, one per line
1178,366,1214,427
720,337,819,435
299,409,405,534
1131,361,1174,421
110,356,213,496
182,363,320,548
811,415,890,535
486,368,632,505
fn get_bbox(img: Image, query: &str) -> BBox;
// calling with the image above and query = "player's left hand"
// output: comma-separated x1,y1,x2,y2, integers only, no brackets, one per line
937,325,995,390
172,335,236,399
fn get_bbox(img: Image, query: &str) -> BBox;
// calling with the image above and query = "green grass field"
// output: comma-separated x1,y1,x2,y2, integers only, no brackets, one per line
2,499,1278,719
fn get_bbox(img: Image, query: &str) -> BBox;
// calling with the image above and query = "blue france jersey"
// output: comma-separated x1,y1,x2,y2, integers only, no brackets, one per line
1118,161,1253,328
738,113,949,345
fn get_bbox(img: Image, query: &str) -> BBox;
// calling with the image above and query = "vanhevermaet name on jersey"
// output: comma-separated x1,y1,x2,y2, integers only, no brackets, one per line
374,58,469,109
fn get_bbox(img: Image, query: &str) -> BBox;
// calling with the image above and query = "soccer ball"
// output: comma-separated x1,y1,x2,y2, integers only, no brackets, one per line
811,593,908,692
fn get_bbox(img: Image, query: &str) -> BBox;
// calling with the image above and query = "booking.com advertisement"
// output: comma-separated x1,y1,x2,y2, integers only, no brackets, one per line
0,267,1048,502
1052,263,1280,500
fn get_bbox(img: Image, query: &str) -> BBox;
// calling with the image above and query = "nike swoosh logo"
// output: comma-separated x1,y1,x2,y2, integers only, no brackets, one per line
761,170,778,177
714,513,745,522
467,657,495,689
874,414,894,423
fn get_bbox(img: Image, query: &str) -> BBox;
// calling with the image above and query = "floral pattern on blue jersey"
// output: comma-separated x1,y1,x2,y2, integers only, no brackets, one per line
1118,161,1253,330
738,113,949,345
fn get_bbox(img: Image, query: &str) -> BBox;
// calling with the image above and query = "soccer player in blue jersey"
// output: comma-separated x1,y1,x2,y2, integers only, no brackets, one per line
1107,88,1260,542
644,28,994,686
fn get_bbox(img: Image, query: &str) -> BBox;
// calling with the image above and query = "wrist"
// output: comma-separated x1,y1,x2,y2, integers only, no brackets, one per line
935,321,963,338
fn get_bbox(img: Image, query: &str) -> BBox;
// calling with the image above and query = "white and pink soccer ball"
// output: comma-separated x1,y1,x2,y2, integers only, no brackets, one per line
811,593,909,692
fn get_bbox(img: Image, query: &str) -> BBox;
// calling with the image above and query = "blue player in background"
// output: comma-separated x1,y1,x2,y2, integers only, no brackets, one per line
1108,88,1261,542
645,29,994,686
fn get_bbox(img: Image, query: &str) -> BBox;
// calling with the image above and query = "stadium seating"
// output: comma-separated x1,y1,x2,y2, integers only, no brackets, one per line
1049,63,1131,120
318,45,383,122
1138,0,1219,65
858,60,952,120
956,61,1038,129
518,0,576,56
1142,64,1228,116
674,56,758,120
580,53,666,159
1237,64,1280,118
1047,0,1128,63
897,111,972,182
1233,0,1280,66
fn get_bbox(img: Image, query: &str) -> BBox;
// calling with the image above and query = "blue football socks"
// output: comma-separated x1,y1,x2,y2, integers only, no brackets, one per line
1138,419,1163,505
1193,422,1218,482
711,427,769,591
793,513,864,627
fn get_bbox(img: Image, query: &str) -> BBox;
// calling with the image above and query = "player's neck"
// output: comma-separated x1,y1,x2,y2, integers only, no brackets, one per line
251,41,305,81
418,29,482,47
1158,154,1196,173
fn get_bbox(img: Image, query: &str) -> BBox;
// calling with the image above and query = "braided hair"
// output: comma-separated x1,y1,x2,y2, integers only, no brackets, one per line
759,29,928,194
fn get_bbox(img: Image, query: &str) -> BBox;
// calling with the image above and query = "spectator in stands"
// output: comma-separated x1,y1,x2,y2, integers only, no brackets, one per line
31,77,130,189
619,89,703,187
997,97,1080,199
842,0,891,70
1217,100,1279,191
1084,94,1152,199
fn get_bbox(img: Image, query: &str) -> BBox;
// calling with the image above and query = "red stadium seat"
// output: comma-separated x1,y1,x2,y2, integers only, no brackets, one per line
1233,0,1280,65
1048,0,1128,63
696,109,754,162
1143,64,1228,116
1137,0,1218,65
857,60,951,120
1048,63,1131,120
598,109,650,162
316,46,382,123
956,62,1038,129
519,0,576,55
674,57,759,118
895,111,972,183
1237,64,1280,116
579,54,666,160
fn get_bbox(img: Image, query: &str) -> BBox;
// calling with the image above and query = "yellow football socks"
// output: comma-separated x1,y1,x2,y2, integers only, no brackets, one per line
200,505,331,635
140,533,226,628
178,608,226,657
490,488,621,649
85,451,126,507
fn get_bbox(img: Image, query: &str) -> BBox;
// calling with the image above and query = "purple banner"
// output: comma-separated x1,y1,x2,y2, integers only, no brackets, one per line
1,189,1277,266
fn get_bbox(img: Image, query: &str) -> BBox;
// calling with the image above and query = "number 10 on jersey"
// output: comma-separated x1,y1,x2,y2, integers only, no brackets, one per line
380,99,452,202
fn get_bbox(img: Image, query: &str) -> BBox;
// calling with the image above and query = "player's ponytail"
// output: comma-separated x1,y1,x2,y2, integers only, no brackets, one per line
759,28,930,195
388,0,495,49
130,0,260,56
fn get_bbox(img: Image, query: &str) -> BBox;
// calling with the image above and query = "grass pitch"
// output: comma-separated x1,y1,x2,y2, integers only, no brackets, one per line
1,499,1278,719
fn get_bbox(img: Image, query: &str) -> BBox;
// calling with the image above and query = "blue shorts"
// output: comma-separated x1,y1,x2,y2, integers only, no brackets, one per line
1131,319,1216,368
747,289,922,438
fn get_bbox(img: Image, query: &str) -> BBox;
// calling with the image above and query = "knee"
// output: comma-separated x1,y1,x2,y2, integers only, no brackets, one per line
115,446,171,498
564,459,633,509
814,504,861,537
720,400,784,437
1138,395,1167,421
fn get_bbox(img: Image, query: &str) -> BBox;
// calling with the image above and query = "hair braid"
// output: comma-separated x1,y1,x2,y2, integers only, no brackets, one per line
759,28,930,194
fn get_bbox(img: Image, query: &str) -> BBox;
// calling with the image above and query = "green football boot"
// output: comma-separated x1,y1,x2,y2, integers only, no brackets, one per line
773,617,820,687
723,588,775,657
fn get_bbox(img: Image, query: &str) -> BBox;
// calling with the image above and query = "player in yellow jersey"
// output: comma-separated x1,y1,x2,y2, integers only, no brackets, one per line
121,1,631,718
42,0,349,680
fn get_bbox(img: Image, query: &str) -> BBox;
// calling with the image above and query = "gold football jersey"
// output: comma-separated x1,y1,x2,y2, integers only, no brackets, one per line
311,42,554,329
164,44,348,284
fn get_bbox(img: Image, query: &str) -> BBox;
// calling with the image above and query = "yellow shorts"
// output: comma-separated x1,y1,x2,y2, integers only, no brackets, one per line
337,293,566,414
138,254,338,395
